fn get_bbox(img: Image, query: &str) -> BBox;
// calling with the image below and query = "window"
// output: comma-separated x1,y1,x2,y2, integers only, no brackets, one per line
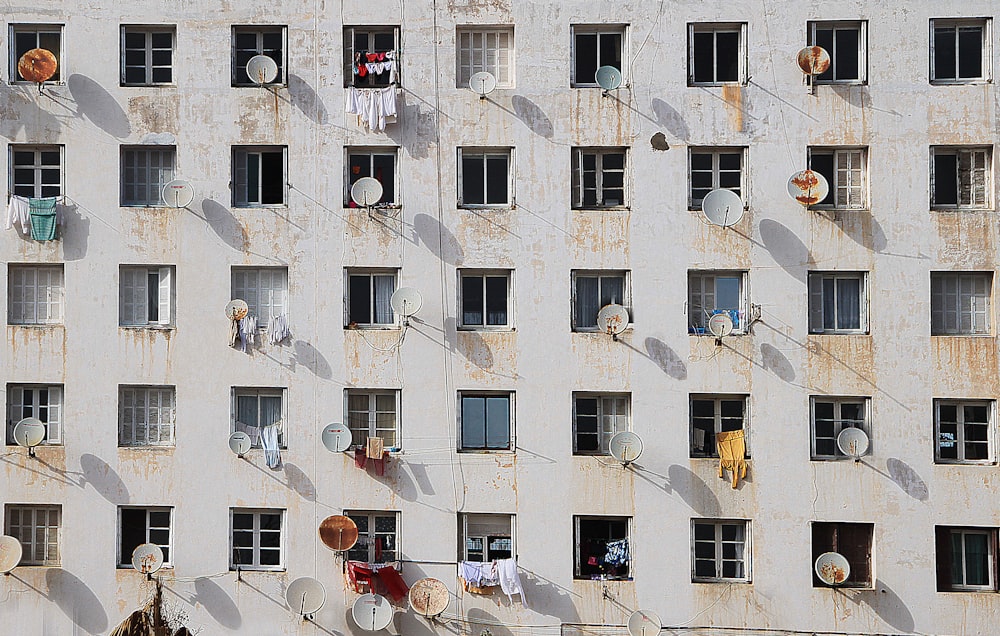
346,149,397,206
807,148,866,208
6,384,63,446
573,393,629,455
572,148,626,208
690,395,747,458
935,400,994,464
10,25,61,83
119,507,171,567
234,388,285,449
346,270,397,327
692,520,749,582
231,267,288,325
231,509,283,571
10,145,62,198
459,270,511,329
572,270,628,331
688,271,746,334
346,390,398,449
575,516,630,580
807,272,867,334
936,526,997,591
119,386,175,447
121,26,174,86
460,393,511,451
458,148,512,207
457,27,513,88
811,522,873,588
8,264,63,326
931,147,991,209
571,25,625,87
811,397,870,460
233,146,286,206
931,272,992,335
930,19,991,83
460,513,513,562
232,26,285,86
688,23,745,85
689,148,743,209
121,147,175,206
119,266,173,327
4,504,60,566
808,21,866,83
345,511,398,563
344,26,400,87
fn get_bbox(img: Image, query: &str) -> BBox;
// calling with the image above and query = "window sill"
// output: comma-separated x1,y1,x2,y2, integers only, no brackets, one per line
459,205,514,211
119,565,174,571
230,567,286,573
813,80,867,86
10,81,66,87
931,207,995,213
811,455,865,462
121,204,176,209
691,454,751,460
232,83,287,89
810,206,870,212
574,326,633,334
575,576,633,582
693,577,750,584
118,445,175,451
938,586,999,593
689,330,746,337
345,324,402,330
934,459,997,466
233,203,289,209
121,83,177,88
688,81,746,88
574,206,631,211
350,446,402,454
808,330,870,336
120,325,175,331
8,323,65,328
930,79,992,86
457,326,515,332
458,448,514,454
344,203,401,211
931,333,994,337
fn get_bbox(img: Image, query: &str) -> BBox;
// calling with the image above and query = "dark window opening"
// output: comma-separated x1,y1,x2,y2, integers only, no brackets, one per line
461,274,508,327
576,517,630,580
461,153,509,206
348,152,395,205
811,522,872,588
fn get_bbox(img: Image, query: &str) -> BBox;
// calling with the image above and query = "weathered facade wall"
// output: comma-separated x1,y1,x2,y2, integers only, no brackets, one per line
2,1,999,634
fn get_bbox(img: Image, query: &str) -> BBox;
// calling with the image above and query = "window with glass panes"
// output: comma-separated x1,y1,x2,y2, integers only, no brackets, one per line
573,148,626,208
937,526,997,591
808,22,865,83
808,148,866,208
459,149,511,206
5,504,60,566
931,272,991,335
572,26,624,87
811,397,868,459
931,20,990,83
346,511,398,563
573,393,629,455
688,271,744,333
457,27,513,87
935,400,993,464
8,265,63,325
232,267,288,325
460,513,513,562
234,389,284,448
931,147,991,209
460,394,511,451
346,390,398,448
347,150,396,205
232,26,285,85
808,272,867,334
119,507,171,566
122,27,174,85
6,384,62,445
460,271,510,328
121,147,175,206
693,520,748,581
344,27,399,87
11,25,61,82
573,271,627,331
347,271,397,327
10,146,62,199
690,395,746,458
690,149,742,209
119,386,175,447
689,24,744,85
231,509,283,570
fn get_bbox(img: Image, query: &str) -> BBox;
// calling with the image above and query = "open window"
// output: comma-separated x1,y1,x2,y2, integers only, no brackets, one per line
10,25,62,83
808,21,866,84
936,526,997,591
575,516,630,580
460,513,514,562
344,26,399,87
934,399,994,464
346,390,399,450
572,270,629,332
807,271,868,334
690,394,748,458
345,511,398,564
233,388,286,449
119,507,172,568
232,26,286,86
930,19,991,84
692,519,750,582
688,23,746,85
346,148,397,207
807,147,867,209
571,25,625,87
811,522,873,588
573,393,629,455
811,397,870,460
119,266,173,327
6,384,63,446
688,271,747,334
931,146,991,209
233,146,286,207
346,270,397,328
572,148,626,209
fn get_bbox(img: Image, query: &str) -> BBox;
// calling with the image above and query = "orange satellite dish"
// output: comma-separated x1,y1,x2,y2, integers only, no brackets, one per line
318,515,359,551
18,48,57,84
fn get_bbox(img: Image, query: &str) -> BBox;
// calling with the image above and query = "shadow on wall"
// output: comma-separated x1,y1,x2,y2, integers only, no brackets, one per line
444,317,495,369
45,569,109,634
392,92,439,160
667,464,722,517
282,462,317,501
0,82,62,140
80,453,129,504
759,343,795,382
60,201,90,261
885,458,929,501
291,339,333,380
413,213,464,265
642,337,687,379
465,607,516,636
759,218,811,283
650,98,690,140
287,74,329,124
193,577,242,630
67,74,131,138
853,580,915,634
518,569,582,623
198,199,248,252
511,95,554,138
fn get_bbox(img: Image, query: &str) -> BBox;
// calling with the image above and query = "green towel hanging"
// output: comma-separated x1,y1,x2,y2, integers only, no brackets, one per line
29,198,58,241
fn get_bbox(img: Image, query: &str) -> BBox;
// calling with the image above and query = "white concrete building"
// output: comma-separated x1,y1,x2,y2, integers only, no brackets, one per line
2,1,999,634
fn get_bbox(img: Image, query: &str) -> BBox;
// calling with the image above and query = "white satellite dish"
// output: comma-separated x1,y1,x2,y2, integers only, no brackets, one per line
246,54,279,85
131,543,164,576
815,551,851,586
13,417,45,456
708,313,735,339
225,299,249,321
701,188,745,227
609,431,643,466
286,577,327,618
228,431,252,457
409,577,449,618
627,609,662,636
469,71,497,98
837,427,870,459
161,179,195,208
597,304,629,339
595,65,623,93
351,177,384,207
390,287,422,321
0,535,23,574
352,593,393,631
321,423,352,453
787,169,829,207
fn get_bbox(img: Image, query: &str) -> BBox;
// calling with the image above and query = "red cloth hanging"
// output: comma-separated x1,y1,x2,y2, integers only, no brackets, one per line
376,565,409,602
354,447,367,469
347,561,376,593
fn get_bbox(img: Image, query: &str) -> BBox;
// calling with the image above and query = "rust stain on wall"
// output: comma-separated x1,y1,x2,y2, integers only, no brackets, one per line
933,212,997,267
932,337,999,394
127,95,180,133
722,84,743,132
690,209,752,266
457,330,517,382
570,211,630,259
807,335,876,393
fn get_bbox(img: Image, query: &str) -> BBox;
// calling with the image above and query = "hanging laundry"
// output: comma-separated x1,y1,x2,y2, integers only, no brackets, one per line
716,428,748,488
259,424,281,469
496,558,527,605
375,564,409,602
459,560,500,589
29,197,58,241
366,436,384,460
604,538,629,566
237,315,257,352
346,86,397,132
354,446,368,469
347,560,377,593
6,195,30,233
267,313,290,344
229,318,240,347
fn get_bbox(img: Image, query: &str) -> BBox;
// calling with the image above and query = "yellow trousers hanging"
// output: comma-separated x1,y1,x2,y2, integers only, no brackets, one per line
716,429,748,488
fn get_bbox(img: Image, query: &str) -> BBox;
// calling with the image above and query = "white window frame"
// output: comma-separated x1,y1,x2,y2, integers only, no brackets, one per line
574,515,631,580
570,25,627,87
572,393,629,455
807,147,867,209
572,148,628,209
345,147,399,207
942,527,997,591
688,271,748,335
807,271,868,334
121,146,175,207
459,392,513,452
232,25,287,86
930,18,992,84
8,264,64,326
118,506,172,568
345,510,399,564
688,23,747,86
692,519,750,583
460,513,514,562
930,146,992,209
456,27,514,88
808,21,867,84
233,146,288,207
6,384,63,446
119,266,173,327
233,388,286,449
118,385,175,447
458,269,513,330
689,147,745,209
10,24,62,84
4,504,60,566
458,147,513,208
231,508,284,571
934,399,995,465
121,25,175,86
345,389,399,450
931,271,992,335
345,269,398,328
571,270,630,332
9,145,63,199
344,26,401,88
231,267,288,326
690,394,749,459
810,396,870,460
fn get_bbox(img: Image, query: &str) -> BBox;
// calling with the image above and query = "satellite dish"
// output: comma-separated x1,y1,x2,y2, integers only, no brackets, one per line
409,578,449,617
225,299,249,321
595,65,623,93
228,431,252,457
0,535,23,574
469,71,497,98
352,593,394,631
286,577,327,617
597,304,629,338
815,551,851,586
319,515,359,551
18,48,57,84
708,313,735,338
351,177,384,207
837,427,870,459
701,188,745,227
131,543,164,575
321,423,352,453
246,54,279,85
796,46,831,75
787,169,829,207
627,609,662,636
13,417,45,453
390,287,422,319
161,179,195,208
609,431,643,466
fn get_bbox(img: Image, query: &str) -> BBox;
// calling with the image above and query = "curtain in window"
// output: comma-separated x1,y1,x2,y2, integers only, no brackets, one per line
373,275,395,324
576,277,599,328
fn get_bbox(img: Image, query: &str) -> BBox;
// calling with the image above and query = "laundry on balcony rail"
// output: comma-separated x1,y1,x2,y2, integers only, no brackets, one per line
346,86,397,131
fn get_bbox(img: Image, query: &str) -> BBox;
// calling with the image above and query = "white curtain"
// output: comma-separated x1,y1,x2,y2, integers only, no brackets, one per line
373,275,395,324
